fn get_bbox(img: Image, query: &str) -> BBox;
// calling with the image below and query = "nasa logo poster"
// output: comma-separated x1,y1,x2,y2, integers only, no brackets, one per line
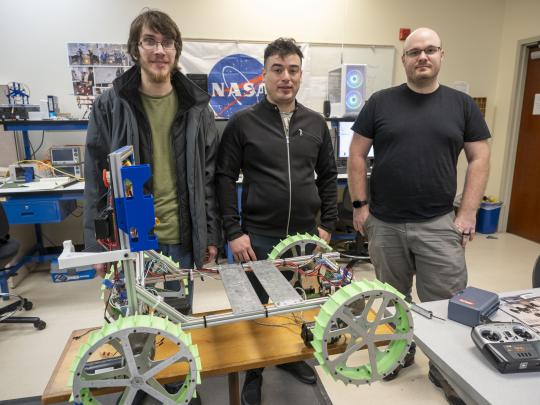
207,54,266,118
180,41,310,117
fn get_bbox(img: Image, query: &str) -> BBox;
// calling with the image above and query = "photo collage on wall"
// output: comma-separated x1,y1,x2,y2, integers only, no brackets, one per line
67,43,133,115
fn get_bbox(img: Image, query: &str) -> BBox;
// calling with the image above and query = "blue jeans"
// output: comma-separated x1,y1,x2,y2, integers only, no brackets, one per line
158,243,194,314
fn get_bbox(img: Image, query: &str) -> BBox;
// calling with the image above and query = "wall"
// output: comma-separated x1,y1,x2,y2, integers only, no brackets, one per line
0,0,505,118
2,0,529,240
491,0,540,227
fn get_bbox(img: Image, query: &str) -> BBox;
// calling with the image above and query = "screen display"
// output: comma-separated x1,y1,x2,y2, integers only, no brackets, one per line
338,121,373,158
51,148,75,162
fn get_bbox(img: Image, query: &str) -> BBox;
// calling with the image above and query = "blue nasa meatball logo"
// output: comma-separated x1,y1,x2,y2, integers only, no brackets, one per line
208,54,266,118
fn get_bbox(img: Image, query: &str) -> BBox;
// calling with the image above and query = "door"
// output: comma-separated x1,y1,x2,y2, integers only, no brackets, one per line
507,45,540,243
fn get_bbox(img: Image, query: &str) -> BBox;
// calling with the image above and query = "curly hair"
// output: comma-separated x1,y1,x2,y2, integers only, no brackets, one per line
264,38,303,66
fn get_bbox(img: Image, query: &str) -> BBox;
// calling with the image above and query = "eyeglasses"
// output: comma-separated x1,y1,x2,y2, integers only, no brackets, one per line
403,46,441,58
139,37,176,51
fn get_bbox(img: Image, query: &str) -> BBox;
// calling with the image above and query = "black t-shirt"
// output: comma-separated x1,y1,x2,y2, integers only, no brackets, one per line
352,84,491,222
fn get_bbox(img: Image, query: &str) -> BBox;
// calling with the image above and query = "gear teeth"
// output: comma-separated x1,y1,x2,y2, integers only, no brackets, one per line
311,279,413,386
86,330,104,347
70,315,200,404
267,233,333,260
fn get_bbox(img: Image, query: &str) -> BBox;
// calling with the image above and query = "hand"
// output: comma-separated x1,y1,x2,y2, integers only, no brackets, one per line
454,213,476,247
204,245,218,264
229,234,257,262
93,263,110,278
352,205,370,235
318,227,331,243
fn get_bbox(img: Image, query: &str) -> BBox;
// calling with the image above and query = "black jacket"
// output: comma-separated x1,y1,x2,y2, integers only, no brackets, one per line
84,66,220,267
216,97,337,240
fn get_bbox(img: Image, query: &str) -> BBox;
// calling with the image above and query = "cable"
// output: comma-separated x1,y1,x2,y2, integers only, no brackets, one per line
253,314,305,334
11,159,83,180
32,131,46,158
13,131,21,161
73,329,94,341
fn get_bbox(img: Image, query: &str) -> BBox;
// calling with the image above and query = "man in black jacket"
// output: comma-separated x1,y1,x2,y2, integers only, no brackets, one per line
216,38,337,405
84,10,220,320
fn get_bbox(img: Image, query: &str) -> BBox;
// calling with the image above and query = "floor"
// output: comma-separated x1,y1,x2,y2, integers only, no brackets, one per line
0,232,539,404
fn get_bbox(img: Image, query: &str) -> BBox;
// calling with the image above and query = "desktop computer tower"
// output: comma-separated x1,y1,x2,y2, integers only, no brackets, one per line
328,64,367,118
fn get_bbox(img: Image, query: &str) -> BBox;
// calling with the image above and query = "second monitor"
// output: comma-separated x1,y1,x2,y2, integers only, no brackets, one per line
337,120,374,159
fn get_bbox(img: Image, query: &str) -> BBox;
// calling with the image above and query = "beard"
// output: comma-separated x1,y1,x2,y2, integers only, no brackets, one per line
141,61,174,83
149,71,169,83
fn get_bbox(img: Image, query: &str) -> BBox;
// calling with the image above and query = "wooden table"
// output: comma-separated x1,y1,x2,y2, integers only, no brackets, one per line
42,309,392,405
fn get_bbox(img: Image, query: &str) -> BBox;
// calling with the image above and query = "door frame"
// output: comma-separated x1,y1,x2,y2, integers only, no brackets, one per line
499,35,540,231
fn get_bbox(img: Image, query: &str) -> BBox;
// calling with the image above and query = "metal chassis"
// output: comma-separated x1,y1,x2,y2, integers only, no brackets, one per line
58,146,340,332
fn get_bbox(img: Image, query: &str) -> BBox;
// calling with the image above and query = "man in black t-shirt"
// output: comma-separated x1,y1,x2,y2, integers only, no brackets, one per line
348,26,490,400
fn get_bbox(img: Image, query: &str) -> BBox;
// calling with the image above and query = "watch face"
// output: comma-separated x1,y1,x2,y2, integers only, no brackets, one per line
353,200,367,208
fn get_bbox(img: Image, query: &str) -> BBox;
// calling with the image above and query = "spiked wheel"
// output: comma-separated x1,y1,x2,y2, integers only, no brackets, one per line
70,315,200,405
312,279,413,385
267,233,333,260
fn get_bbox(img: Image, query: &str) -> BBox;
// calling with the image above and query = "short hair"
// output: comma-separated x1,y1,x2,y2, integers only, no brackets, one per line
264,38,303,66
127,8,182,66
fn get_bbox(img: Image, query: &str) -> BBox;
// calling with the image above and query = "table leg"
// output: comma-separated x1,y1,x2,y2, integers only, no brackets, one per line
228,371,240,405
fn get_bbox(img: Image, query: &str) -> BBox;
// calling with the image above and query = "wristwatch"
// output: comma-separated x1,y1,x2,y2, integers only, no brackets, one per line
352,200,368,208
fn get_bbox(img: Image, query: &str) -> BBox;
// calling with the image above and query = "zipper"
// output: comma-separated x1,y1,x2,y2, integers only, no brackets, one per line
285,132,292,235
284,121,299,236
275,105,295,236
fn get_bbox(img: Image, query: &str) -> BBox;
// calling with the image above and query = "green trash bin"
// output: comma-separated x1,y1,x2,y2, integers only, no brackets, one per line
476,201,503,234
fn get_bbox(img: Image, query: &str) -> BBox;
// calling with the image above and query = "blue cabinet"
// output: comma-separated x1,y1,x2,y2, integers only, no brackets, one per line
3,199,77,224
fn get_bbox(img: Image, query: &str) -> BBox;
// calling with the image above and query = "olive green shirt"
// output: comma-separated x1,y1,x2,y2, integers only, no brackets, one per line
140,89,180,244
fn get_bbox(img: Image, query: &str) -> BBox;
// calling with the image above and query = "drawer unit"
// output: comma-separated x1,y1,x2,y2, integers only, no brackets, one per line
3,199,77,224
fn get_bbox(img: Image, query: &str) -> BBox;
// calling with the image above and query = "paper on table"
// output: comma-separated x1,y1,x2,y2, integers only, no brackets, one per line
499,293,540,329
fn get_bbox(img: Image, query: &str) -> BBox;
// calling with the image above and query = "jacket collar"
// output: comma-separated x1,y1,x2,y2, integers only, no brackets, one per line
113,65,211,112
260,95,299,113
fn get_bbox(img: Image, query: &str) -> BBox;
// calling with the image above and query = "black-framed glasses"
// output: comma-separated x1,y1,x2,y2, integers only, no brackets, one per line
139,37,176,51
403,46,441,58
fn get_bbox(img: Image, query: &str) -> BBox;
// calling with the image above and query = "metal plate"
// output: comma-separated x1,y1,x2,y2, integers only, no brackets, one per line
218,263,264,314
249,261,303,307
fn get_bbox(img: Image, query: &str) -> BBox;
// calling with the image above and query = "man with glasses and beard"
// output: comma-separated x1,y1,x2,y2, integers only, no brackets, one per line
348,27,491,404
83,13,220,400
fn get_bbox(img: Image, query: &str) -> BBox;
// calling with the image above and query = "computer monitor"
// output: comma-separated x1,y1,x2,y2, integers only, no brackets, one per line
337,121,374,158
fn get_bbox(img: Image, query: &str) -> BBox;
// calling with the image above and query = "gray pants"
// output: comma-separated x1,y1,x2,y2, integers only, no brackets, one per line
364,212,467,302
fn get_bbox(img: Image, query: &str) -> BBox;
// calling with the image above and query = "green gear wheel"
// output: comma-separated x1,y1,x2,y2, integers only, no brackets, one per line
312,279,413,385
267,233,333,260
69,315,200,404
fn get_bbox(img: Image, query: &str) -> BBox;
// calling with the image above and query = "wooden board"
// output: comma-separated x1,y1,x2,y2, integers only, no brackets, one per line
42,308,393,404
